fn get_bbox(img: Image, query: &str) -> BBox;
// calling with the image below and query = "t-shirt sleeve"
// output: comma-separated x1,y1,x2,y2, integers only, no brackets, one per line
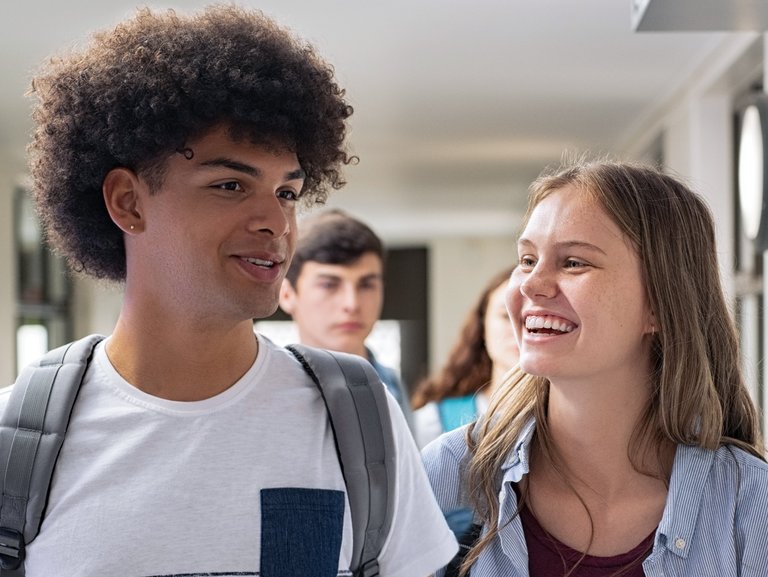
378,394,458,577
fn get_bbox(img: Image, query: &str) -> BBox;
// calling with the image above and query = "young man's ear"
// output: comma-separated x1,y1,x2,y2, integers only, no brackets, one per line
278,278,297,315
103,167,145,234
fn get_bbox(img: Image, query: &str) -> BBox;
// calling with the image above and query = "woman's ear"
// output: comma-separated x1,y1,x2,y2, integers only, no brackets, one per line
103,167,144,234
645,309,658,335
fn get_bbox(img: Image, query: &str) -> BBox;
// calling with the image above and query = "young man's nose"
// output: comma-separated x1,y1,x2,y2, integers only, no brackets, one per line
246,193,292,237
340,285,360,310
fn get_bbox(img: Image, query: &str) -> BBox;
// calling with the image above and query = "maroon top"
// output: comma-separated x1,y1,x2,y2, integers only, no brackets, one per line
519,503,654,577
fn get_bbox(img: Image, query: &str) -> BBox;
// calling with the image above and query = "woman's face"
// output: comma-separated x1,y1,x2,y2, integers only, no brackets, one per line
484,280,519,374
506,185,655,385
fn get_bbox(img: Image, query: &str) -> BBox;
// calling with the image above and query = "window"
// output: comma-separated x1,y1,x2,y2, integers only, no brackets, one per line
14,186,72,372
734,91,767,435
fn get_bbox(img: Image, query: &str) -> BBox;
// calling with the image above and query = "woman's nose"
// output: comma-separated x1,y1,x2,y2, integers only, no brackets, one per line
520,265,557,299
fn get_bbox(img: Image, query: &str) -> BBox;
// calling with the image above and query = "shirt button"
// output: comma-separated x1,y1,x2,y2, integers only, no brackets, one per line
674,538,686,550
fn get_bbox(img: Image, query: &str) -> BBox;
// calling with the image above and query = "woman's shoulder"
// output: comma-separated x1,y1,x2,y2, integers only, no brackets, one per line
676,443,768,480
420,425,472,511
421,425,471,468
712,446,768,557
675,443,768,512
713,444,768,489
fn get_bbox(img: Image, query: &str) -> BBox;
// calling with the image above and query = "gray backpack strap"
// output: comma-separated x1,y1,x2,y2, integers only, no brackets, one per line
286,344,396,577
0,334,105,575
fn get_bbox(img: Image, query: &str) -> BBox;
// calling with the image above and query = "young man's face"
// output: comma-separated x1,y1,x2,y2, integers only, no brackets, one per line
279,252,384,357
127,125,305,324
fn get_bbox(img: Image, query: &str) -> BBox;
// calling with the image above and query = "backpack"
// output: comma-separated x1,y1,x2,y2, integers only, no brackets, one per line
0,335,396,577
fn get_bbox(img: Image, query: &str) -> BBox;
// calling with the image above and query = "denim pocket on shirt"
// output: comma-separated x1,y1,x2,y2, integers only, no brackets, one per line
260,487,345,577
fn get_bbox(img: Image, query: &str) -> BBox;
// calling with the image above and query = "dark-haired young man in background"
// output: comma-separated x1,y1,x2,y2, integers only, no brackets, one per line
1,5,456,576
279,209,414,428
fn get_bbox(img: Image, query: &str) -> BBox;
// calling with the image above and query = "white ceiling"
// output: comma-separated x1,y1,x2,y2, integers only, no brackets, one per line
0,1,749,241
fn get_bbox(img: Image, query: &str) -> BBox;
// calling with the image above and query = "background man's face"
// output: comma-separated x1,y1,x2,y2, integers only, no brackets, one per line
279,252,384,357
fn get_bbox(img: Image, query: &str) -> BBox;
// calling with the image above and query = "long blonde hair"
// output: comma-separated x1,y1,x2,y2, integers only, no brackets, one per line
460,160,764,573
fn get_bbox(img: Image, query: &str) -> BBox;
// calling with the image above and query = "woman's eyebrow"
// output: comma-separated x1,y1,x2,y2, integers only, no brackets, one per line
517,237,607,256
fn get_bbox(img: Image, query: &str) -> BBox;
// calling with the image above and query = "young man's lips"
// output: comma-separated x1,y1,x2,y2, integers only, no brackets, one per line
336,322,363,331
235,255,284,282
237,252,285,267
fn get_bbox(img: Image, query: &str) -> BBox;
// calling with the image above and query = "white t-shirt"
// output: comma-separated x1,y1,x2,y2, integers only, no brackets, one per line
3,335,457,577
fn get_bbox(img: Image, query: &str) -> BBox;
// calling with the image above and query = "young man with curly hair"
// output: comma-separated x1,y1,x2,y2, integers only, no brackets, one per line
4,6,457,576
279,209,414,428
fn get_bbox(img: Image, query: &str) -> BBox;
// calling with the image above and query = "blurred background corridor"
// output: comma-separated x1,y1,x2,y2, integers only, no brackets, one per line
2,0,768,433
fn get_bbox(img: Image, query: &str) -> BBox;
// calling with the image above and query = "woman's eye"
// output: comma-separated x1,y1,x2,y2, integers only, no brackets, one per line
519,256,535,267
565,259,586,268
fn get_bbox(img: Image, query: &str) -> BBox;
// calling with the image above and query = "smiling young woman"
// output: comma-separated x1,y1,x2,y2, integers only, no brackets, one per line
423,159,768,577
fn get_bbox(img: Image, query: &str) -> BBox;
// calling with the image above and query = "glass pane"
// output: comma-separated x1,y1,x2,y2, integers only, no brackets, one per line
17,324,48,370
46,315,70,349
16,189,46,303
47,249,70,303
366,320,402,378
254,320,299,347
255,319,402,378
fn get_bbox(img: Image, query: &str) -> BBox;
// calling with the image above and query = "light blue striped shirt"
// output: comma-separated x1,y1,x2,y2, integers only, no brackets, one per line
422,419,768,577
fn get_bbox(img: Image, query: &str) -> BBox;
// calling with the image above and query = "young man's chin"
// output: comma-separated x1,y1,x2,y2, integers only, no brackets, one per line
247,297,282,322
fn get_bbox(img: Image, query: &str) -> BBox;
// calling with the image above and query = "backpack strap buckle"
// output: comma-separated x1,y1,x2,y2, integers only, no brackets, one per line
0,528,24,570
358,559,380,577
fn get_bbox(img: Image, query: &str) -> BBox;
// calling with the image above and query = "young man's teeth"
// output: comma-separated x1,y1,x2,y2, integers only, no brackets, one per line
244,257,274,268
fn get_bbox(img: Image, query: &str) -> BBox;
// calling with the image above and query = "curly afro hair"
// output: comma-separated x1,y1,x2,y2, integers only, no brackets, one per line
28,5,354,281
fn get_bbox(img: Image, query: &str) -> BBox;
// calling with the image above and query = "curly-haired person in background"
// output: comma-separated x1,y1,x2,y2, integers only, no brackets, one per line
2,6,457,576
412,266,518,449
423,160,768,576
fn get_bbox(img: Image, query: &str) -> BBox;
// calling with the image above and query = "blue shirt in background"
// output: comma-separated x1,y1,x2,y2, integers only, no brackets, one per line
367,347,414,432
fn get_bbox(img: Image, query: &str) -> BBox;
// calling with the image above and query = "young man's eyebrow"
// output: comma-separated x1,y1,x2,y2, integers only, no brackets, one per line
199,157,305,181
286,168,306,181
359,273,383,281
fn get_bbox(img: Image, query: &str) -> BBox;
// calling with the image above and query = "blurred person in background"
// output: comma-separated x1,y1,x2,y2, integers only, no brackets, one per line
412,266,518,448
279,209,413,427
